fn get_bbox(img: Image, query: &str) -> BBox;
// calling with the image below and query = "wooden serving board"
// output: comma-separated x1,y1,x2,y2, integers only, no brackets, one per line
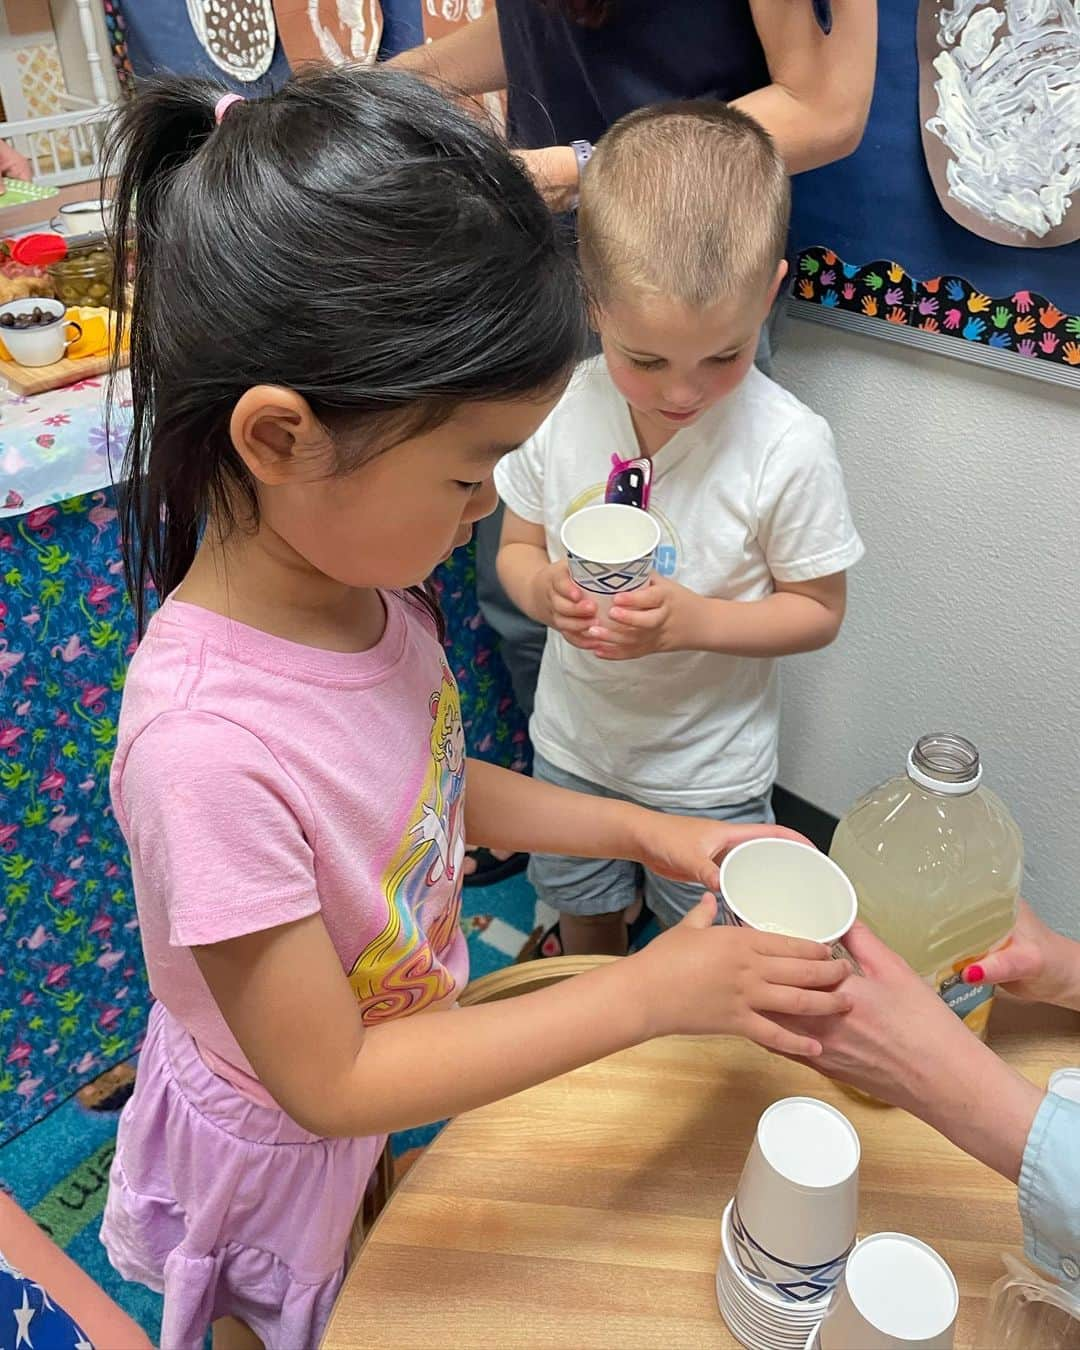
0,350,122,397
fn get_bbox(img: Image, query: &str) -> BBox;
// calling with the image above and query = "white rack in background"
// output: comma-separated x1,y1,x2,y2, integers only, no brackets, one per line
0,0,117,188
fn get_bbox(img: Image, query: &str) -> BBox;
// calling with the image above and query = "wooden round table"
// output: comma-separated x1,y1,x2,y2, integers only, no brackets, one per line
321,999,1078,1349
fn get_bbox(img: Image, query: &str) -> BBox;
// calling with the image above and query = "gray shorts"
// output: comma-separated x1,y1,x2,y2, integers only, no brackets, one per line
528,753,774,930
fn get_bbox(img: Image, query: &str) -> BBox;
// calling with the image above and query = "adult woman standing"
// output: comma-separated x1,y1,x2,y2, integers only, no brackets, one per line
393,2,877,205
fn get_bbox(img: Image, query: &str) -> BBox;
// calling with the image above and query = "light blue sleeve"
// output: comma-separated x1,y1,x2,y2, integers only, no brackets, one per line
1018,1086,1080,1289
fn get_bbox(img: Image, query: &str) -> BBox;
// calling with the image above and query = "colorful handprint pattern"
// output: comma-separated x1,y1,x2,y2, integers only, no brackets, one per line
793,249,1080,369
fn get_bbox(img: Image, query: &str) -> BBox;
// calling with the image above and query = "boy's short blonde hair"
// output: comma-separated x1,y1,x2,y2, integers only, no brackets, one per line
578,101,791,309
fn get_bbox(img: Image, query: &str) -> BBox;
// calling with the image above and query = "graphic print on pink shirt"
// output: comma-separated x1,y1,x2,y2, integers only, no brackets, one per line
349,665,466,1020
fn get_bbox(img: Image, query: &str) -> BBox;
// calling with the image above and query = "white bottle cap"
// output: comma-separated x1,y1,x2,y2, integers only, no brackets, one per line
907,734,983,796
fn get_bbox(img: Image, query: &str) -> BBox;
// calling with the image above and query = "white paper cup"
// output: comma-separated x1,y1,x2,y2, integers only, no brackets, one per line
0,298,80,367
720,1203,832,1320
717,1201,832,1350
1049,1068,1080,1103
559,503,660,622
732,1097,859,1303
819,1233,958,1350
718,838,857,945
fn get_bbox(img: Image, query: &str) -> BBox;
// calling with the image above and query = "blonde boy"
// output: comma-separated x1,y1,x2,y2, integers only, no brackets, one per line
495,102,863,956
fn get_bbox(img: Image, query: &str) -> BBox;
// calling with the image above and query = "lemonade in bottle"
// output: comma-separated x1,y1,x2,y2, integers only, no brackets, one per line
829,733,1022,1040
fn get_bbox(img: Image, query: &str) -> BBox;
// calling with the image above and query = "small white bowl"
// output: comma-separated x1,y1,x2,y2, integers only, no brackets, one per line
0,298,79,367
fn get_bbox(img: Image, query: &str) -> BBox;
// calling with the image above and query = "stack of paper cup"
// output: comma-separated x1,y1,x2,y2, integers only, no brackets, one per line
716,1097,860,1350
813,1233,959,1349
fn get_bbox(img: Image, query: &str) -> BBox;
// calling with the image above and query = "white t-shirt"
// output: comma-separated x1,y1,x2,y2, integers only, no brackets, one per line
494,358,864,809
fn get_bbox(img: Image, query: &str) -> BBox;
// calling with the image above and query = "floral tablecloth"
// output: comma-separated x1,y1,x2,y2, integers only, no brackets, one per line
1,382,527,1144
0,377,128,518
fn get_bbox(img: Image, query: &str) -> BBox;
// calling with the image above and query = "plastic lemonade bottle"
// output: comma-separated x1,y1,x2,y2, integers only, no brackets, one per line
829,734,1022,1040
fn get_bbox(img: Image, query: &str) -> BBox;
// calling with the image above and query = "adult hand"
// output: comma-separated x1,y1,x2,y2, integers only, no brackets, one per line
515,146,579,212
964,900,1080,1012
782,922,1044,1181
0,140,33,181
785,922,971,1112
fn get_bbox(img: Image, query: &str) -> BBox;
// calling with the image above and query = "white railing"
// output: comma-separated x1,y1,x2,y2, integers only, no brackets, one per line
0,105,113,189
0,0,114,190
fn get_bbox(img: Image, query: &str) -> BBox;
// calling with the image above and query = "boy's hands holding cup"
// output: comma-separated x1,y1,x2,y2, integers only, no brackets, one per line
631,811,812,895
532,559,604,651
588,573,703,659
630,894,852,1056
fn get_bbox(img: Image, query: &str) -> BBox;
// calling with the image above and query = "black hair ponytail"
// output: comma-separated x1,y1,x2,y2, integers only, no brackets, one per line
107,79,222,636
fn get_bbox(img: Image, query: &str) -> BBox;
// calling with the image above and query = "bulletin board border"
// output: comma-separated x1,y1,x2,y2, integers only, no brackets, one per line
790,247,1080,392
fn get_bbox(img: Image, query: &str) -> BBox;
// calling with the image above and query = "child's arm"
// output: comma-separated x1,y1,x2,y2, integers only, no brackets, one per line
194,893,851,1141
496,508,603,651
588,571,847,661
464,755,809,888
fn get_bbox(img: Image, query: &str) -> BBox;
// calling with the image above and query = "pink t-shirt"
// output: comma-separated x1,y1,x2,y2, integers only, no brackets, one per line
111,593,469,1106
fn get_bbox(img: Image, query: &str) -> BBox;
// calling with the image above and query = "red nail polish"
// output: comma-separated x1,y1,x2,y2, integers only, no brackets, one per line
964,964,985,984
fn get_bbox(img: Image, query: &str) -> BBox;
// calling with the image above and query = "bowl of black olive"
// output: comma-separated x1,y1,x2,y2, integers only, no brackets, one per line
0,298,80,367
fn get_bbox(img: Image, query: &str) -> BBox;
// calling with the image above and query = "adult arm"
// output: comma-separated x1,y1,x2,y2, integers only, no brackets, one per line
503,0,881,205
388,15,581,208
733,0,877,173
791,923,1044,1183
387,9,506,96
1019,1092,1080,1289
0,140,33,181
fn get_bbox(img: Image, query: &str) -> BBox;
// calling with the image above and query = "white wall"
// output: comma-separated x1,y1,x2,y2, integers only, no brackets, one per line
773,318,1080,937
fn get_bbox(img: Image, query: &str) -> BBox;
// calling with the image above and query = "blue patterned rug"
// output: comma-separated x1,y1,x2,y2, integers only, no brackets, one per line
0,870,546,1343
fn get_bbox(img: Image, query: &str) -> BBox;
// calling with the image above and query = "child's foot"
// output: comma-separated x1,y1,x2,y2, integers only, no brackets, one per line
462,845,528,888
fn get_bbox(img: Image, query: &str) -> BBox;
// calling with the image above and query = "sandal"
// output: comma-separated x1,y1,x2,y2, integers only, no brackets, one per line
462,845,529,889
529,899,654,959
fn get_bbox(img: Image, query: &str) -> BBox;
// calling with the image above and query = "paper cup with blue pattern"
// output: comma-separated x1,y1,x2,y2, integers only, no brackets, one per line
717,1195,835,1347
732,1097,860,1306
560,503,660,623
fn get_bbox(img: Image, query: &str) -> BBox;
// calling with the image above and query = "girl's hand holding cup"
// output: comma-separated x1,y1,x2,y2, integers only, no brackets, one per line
623,817,853,1055
630,893,852,1056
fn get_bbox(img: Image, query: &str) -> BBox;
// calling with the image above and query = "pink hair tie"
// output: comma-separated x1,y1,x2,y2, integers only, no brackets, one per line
214,93,244,125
